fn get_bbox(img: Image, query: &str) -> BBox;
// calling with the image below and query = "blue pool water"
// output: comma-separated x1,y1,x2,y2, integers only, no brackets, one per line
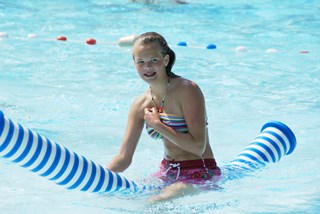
1,0,319,213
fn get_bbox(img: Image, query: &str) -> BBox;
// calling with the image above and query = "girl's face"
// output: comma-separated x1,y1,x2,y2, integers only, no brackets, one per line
133,42,169,83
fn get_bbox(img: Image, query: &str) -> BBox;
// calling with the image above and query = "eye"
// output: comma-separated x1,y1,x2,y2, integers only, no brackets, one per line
136,60,144,66
151,58,159,63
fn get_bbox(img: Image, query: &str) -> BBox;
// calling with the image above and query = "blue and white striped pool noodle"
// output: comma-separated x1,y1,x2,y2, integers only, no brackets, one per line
228,121,296,170
0,111,136,193
0,111,296,193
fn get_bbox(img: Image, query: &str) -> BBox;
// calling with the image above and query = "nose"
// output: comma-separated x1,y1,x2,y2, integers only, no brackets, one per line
145,61,153,67
143,61,153,71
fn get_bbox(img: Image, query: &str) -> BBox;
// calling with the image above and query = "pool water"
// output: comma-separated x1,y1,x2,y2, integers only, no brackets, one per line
1,0,319,213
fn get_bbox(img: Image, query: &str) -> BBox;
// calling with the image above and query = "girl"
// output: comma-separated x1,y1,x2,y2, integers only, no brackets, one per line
107,32,220,202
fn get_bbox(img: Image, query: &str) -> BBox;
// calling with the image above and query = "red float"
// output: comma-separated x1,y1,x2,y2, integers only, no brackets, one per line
86,38,96,45
57,36,67,41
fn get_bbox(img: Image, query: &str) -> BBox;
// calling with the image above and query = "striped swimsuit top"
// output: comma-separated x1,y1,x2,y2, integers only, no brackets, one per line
146,114,188,140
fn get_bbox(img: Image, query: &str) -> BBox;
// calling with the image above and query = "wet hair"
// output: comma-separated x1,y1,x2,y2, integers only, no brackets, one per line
133,32,179,78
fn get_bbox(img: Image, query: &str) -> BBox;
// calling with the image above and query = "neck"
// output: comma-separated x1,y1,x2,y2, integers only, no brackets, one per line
149,77,170,96
150,77,171,113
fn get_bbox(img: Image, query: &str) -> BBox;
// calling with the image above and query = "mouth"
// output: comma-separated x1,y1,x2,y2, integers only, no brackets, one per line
144,72,156,78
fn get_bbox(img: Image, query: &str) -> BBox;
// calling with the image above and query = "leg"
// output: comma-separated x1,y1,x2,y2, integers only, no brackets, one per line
149,182,200,203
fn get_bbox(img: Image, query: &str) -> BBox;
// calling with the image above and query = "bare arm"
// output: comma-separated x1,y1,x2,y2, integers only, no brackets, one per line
144,81,207,157
107,97,145,172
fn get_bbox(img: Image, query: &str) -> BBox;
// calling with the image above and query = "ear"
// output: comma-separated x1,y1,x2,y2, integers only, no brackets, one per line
164,54,170,66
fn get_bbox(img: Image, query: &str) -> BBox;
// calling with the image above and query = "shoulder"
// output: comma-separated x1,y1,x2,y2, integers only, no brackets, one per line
172,77,206,125
130,90,150,118
173,77,204,99
133,90,150,106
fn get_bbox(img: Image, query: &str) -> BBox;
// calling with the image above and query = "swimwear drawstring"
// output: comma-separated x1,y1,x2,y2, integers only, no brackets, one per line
163,163,181,180
201,158,209,173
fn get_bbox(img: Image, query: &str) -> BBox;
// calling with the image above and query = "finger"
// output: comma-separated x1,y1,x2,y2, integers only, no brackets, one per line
144,107,152,114
151,107,158,113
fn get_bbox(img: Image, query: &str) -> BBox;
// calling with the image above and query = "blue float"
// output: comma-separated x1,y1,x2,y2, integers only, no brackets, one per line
206,44,217,49
177,41,187,46
0,110,296,193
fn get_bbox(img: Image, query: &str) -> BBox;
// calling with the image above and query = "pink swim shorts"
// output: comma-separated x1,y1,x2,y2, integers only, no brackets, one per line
153,158,221,185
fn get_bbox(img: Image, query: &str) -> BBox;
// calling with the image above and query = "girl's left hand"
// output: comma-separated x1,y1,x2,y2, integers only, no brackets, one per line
144,107,161,128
